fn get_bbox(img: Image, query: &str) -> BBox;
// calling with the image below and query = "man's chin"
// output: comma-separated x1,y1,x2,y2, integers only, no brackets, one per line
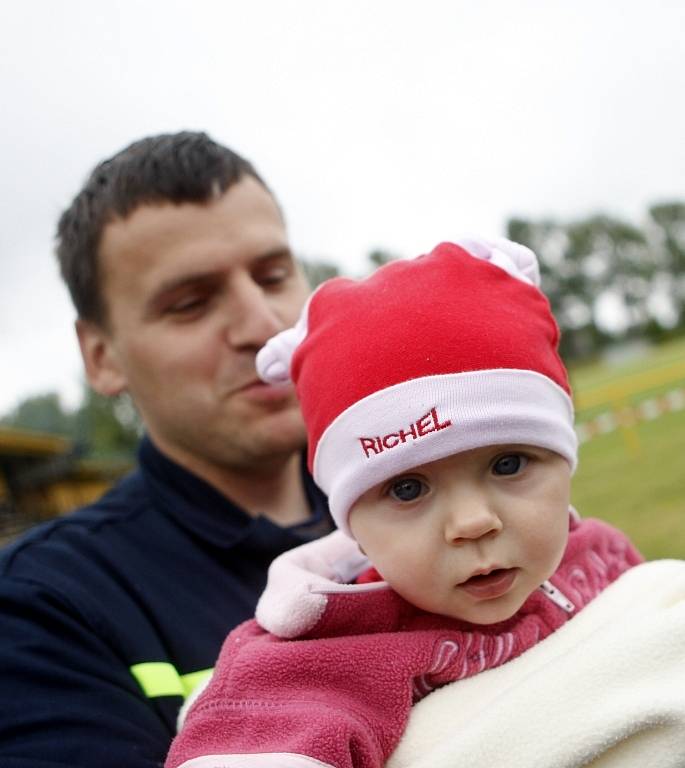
240,407,307,456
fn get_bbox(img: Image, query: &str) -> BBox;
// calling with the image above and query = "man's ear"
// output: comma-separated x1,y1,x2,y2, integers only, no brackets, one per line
76,319,127,397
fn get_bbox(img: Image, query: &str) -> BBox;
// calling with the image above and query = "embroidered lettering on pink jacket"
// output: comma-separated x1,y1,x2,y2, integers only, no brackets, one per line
359,407,452,458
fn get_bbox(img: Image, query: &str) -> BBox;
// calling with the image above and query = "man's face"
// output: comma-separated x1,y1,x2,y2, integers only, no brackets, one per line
79,176,311,470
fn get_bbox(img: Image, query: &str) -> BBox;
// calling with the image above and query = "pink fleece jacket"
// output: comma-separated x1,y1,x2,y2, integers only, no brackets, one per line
166,518,642,768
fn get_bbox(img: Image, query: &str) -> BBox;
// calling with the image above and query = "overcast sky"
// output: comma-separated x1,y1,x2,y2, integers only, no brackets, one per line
1,0,684,414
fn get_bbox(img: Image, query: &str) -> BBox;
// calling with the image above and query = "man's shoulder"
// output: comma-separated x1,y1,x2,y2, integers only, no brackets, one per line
0,469,152,582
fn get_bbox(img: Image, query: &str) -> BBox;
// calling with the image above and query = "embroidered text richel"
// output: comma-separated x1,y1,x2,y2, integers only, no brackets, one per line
359,407,452,458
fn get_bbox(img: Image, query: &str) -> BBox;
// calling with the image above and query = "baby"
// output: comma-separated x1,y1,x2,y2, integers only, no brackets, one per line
166,237,643,768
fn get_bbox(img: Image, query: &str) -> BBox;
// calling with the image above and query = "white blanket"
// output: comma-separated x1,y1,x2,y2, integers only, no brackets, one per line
388,560,685,768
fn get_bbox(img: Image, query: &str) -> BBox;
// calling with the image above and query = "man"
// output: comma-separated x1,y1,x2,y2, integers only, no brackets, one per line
0,132,332,766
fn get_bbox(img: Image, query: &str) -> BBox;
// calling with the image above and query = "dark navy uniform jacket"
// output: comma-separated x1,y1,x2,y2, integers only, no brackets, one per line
0,437,331,767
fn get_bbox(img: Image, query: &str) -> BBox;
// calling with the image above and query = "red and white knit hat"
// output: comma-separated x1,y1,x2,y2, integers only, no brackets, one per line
257,237,577,537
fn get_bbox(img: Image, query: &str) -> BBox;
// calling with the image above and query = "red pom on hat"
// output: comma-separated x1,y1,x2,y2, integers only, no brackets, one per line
257,239,577,537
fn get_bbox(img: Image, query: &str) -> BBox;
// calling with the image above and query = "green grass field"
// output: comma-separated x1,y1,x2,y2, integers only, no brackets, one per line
569,336,685,560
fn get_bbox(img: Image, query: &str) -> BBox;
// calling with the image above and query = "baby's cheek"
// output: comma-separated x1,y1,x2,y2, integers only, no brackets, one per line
525,519,567,570
542,523,569,572
382,557,431,602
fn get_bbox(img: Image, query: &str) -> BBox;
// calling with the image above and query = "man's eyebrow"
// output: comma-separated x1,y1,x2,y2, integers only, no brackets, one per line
250,246,295,265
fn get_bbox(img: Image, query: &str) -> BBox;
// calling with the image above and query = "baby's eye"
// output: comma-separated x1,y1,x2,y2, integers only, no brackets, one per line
492,454,528,476
389,478,425,502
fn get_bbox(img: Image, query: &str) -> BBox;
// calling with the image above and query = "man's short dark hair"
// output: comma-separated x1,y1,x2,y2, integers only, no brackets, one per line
56,131,268,326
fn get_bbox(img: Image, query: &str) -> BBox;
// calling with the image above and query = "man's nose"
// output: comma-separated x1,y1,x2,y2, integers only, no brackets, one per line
442,491,503,545
224,278,284,350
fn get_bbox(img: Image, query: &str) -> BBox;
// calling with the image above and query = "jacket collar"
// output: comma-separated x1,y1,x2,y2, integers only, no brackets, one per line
138,436,332,551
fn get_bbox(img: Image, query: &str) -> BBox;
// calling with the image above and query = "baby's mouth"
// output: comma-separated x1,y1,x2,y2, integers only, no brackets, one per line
458,568,519,599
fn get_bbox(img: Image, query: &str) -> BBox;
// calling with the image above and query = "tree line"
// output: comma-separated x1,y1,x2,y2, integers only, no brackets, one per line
507,201,685,361
1,389,141,461
308,201,685,362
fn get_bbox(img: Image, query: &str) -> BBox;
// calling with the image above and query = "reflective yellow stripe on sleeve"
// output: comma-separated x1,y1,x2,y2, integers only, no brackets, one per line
130,662,213,699
180,668,213,697
130,662,184,697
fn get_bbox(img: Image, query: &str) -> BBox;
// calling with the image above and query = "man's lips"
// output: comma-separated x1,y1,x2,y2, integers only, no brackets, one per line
236,379,294,403
457,567,519,600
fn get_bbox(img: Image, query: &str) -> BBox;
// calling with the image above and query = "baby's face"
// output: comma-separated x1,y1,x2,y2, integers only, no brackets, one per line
348,444,571,625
